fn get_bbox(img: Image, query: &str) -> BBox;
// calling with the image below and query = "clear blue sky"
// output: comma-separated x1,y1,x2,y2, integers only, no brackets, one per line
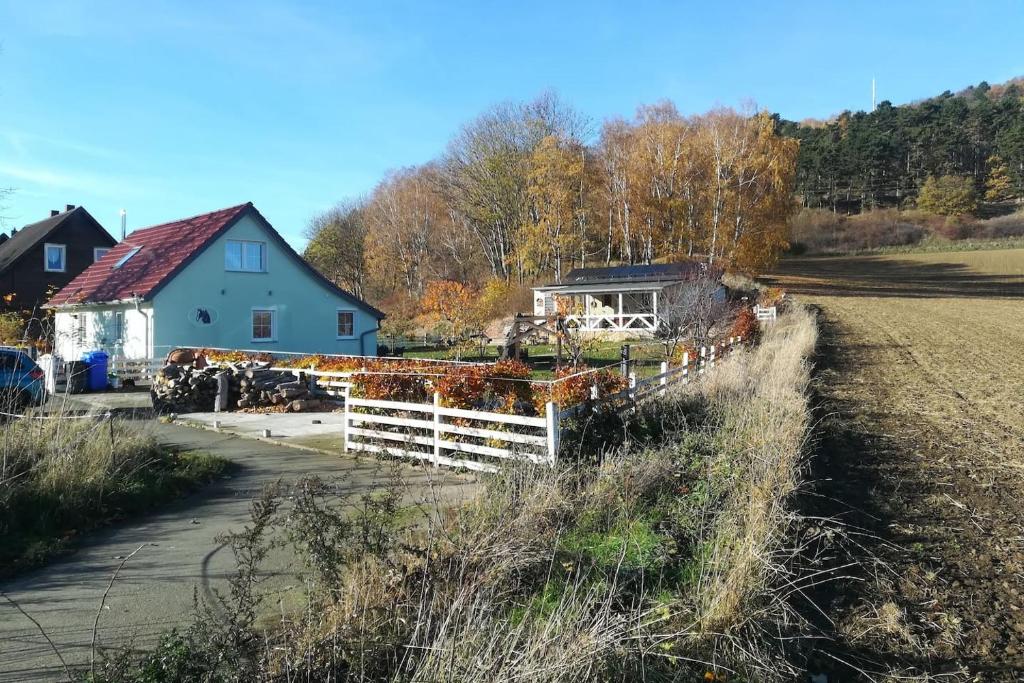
1,1,1021,247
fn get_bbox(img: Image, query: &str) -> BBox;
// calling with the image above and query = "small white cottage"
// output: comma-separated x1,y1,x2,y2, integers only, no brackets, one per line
46,202,383,360
532,263,724,336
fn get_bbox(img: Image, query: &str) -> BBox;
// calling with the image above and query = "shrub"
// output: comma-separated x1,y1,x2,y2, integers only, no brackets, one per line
730,307,761,344
971,210,1024,239
917,174,977,216
789,208,927,254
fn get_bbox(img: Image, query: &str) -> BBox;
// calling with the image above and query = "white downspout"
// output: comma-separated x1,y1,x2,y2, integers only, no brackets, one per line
133,297,152,360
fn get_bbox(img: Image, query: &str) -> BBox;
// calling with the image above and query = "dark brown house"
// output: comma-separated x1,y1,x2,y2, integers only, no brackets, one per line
0,205,117,315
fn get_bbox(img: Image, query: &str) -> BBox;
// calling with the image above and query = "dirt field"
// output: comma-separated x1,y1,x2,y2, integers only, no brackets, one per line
771,249,1024,680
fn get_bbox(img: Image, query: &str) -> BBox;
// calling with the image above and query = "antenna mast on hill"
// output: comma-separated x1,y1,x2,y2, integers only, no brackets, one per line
872,77,877,111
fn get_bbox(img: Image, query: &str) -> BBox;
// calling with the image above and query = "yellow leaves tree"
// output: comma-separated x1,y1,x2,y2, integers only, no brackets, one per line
985,155,1014,201
421,280,485,359
522,135,586,282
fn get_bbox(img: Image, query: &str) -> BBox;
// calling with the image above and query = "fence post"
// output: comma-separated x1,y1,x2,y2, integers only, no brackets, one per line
659,361,668,392
699,346,706,375
682,352,689,383
342,385,350,453
710,343,716,370
433,392,442,467
545,401,560,467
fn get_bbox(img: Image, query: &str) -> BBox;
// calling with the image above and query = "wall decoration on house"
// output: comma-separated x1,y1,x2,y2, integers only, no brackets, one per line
188,306,219,327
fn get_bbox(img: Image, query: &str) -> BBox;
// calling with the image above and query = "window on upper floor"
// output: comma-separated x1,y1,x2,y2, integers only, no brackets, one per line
94,247,110,262
44,243,66,272
226,240,267,272
337,310,354,338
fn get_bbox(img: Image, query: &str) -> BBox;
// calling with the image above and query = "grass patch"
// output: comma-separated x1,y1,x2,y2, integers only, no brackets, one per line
406,339,670,379
0,416,228,577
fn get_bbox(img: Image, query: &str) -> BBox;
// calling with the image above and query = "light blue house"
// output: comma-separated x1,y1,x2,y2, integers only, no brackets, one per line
48,203,383,360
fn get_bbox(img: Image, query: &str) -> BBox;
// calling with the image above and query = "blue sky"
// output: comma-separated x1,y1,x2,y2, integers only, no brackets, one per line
1,1,1022,247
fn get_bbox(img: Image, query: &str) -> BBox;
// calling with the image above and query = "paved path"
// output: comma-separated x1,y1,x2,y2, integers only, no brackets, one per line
0,422,479,682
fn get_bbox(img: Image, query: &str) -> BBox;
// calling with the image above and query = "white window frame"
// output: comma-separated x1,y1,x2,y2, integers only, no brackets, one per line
93,247,110,262
336,309,356,339
76,313,87,342
226,240,268,273
113,310,125,342
251,307,276,343
44,243,66,272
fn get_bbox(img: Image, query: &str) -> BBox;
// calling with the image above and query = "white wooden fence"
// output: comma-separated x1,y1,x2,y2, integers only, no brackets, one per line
342,336,742,472
343,391,556,473
754,305,777,322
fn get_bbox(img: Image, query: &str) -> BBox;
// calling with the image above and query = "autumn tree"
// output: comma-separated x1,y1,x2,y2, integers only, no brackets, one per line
303,201,367,298
521,134,586,281
918,174,977,216
421,280,484,358
985,155,1014,201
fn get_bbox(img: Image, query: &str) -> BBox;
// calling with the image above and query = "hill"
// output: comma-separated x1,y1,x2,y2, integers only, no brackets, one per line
777,78,1024,213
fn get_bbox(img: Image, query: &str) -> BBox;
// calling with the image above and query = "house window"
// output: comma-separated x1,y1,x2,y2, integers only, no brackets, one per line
336,310,354,338
76,313,87,342
44,243,66,272
94,247,110,262
251,308,275,342
113,311,124,342
226,240,267,272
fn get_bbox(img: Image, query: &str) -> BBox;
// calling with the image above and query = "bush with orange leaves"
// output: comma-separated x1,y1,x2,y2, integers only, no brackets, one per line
729,307,761,344
436,359,536,413
535,365,629,414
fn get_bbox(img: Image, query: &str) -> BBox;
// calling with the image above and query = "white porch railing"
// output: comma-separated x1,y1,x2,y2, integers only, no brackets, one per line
564,313,659,332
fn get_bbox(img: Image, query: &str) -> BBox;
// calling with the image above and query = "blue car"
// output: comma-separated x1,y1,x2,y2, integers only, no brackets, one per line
0,347,47,411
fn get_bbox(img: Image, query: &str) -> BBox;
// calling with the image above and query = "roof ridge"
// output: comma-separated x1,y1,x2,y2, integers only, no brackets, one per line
124,202,252,238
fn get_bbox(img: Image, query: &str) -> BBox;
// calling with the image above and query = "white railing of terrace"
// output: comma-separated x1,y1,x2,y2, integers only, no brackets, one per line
562,313,659,332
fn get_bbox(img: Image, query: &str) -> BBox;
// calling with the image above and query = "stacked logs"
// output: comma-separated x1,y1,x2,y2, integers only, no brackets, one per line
151,361,325,413
236,367,322,411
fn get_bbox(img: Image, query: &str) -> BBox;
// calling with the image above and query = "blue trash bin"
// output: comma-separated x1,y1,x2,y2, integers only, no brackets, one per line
81,350,110,391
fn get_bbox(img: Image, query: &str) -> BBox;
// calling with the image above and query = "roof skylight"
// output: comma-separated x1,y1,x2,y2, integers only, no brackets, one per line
113,246,141,269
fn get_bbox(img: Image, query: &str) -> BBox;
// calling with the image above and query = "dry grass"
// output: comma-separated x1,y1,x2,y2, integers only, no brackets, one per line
93,306,819,682
0,412,226,575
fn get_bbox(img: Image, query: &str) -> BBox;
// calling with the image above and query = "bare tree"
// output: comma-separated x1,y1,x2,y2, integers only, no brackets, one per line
655,274,725,358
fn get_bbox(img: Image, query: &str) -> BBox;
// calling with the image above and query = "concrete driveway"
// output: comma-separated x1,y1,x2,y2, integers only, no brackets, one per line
0,422,479,682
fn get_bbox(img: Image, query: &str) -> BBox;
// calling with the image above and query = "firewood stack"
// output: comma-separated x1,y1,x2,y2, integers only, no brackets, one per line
151,360,324,413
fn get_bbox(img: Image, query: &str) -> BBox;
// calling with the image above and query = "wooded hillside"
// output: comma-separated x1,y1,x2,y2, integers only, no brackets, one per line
779,78,1024,212
304,95,798,309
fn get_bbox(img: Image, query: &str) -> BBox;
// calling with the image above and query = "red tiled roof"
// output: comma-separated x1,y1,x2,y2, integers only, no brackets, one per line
47,203,251,306
46,202,385,319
